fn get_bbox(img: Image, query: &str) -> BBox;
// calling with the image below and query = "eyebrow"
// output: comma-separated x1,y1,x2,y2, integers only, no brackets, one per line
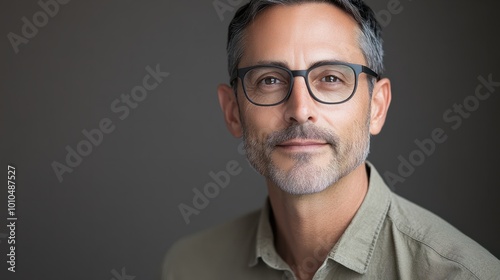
254,59,349,70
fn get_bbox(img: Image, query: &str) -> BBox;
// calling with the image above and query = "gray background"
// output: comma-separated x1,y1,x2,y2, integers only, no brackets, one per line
1,0,499,279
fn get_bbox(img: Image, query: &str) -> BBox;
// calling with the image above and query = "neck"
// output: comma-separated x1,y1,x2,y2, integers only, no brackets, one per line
267,163,369,280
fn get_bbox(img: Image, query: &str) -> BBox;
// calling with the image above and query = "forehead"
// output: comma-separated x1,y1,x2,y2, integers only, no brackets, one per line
240,3,364,68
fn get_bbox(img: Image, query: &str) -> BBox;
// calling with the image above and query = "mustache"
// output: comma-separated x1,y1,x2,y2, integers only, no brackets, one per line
266,124,339,149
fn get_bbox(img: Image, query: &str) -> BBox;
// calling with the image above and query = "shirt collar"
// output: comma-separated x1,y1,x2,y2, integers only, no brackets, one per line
248,162,392,274
328,161,391,273
248,198,290,270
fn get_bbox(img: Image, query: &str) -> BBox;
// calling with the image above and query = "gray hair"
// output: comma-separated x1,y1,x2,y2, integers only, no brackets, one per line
226,0,384,90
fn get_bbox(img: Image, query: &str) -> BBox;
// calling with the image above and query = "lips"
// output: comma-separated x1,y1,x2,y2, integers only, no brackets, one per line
277,139,328,147
275,139,329,152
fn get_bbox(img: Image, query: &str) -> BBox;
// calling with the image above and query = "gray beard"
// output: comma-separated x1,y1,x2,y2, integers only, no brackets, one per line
242,119,371,195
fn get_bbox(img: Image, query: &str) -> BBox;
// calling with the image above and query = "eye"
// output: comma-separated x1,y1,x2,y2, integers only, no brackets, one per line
321,75,341,83
260,77,282,85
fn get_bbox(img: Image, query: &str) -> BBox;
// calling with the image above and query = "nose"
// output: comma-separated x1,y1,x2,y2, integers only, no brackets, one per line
283,76,318,124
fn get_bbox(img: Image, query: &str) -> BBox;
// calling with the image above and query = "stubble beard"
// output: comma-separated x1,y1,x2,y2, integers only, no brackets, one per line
242,115,371,195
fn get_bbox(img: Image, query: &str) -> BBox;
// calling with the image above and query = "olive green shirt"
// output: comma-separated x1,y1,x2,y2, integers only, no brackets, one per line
163,163,500,279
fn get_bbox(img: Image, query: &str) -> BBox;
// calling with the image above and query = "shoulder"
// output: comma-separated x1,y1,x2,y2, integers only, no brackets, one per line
162,209,260,280
387,192,500,279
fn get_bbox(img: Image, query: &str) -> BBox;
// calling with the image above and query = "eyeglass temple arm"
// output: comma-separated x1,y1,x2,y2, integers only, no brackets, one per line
362,66,380,80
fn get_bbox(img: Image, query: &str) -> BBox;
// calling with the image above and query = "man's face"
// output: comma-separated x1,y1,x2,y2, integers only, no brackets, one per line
234,3,374,195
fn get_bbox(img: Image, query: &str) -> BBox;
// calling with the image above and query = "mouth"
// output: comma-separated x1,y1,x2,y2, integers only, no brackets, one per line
275,139,329,152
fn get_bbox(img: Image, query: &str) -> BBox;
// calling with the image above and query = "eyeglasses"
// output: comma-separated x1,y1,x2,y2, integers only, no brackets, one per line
232,62,379,106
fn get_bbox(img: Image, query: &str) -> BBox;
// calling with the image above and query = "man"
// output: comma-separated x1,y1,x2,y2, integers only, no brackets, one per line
163,0,500,279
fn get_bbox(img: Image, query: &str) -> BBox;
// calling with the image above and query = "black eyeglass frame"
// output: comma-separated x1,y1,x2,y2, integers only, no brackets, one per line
232,62,380,106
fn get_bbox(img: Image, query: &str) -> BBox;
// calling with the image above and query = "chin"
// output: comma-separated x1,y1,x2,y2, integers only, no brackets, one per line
269,161,342,195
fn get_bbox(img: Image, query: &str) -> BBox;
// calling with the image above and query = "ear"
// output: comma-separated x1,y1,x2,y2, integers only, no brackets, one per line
369,78,392,135
217,83,243,138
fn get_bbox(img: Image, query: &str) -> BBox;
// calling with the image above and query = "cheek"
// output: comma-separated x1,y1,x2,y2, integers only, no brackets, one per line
320,96,370,136
241,105,284,138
